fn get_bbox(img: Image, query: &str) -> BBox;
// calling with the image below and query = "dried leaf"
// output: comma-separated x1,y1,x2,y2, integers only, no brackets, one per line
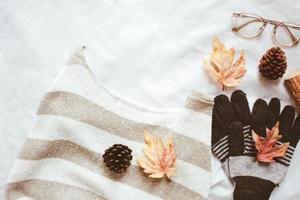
252,122,290,163
138,130,176,179
204,37,247,91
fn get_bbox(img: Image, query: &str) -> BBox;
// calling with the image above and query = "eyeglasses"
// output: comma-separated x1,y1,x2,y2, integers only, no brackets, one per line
232,12,300,48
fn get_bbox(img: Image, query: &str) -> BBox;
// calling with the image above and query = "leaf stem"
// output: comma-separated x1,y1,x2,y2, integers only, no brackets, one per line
222,84,225,91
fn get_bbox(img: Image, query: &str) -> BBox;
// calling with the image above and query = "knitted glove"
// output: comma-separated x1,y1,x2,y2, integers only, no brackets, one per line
243,98,281,157
229,98,300,200
211,90,252,175
251,98,298,167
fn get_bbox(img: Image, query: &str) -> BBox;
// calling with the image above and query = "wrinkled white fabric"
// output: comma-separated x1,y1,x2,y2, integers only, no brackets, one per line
0,0,299,199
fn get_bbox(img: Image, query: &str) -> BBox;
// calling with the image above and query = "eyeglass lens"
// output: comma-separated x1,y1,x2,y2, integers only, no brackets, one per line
233,14,265,38
274,24,300,47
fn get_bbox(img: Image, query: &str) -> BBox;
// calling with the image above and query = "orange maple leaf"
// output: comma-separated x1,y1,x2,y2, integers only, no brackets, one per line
138,130,176,179
252,122,289,163
204,37,247,91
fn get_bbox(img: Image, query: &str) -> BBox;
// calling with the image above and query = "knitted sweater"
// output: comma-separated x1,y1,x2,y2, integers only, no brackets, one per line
5,47,213,200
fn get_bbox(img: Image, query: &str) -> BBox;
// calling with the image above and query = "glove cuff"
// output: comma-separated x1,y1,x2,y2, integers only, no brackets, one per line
233,176,276,200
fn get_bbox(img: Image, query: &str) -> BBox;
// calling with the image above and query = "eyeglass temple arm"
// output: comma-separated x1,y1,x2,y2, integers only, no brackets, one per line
233,13,258,19
232,19,264,32
284,23,300,31
234,13,300,29
265,18,300,29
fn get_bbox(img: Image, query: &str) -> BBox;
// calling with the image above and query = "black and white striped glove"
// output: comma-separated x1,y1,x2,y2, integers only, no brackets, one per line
211,90,252,176
228,98,300,200
243,98,281,157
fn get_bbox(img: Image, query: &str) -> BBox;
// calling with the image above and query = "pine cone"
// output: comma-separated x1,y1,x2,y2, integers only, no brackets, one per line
258,47,287,80
103,144,133,173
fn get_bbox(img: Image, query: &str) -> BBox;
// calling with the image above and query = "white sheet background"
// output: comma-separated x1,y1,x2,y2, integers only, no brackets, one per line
0,0,299,199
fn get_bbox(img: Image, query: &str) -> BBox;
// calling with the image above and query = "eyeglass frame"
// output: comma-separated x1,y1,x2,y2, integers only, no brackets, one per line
232,12,300,48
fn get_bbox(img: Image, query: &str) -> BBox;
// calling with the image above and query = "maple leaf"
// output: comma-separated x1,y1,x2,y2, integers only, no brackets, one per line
204,37,247,91
252,122,290,163
138,130,176,179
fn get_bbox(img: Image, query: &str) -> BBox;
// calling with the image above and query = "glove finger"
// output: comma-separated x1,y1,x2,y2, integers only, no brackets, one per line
252,99,269,137
214,94,237,127
290,115,300,147
231,90,252,126
279,105,295,143
211,108,230,162
228,121,244,156
268,98,281,127
211,108,227,145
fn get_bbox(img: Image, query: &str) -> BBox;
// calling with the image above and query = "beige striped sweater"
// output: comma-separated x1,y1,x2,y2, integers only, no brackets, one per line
5,47,213,200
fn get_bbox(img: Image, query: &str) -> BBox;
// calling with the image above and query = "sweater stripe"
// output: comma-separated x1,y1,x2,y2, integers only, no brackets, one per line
17,138,205,200
49,64,211,145
21,132,211,195
37,91,211,171
6,179,107,200
8,159,164,200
